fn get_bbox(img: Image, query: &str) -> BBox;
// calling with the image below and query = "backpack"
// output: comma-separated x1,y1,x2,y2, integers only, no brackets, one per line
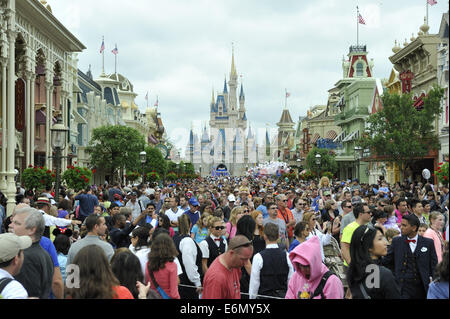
0,277,13,297
323,236,347,287
310,271,334,299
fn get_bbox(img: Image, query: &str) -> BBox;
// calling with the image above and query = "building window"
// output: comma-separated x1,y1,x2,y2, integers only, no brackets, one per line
356,62,364,77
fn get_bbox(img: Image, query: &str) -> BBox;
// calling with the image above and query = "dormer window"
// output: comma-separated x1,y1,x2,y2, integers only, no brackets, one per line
356,62,364,77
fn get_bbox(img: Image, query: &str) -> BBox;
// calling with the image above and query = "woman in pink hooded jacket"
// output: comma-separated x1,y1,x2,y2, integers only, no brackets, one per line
285,236,344,299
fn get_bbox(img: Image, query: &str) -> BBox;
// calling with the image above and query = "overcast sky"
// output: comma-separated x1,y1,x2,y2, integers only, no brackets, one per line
49,0,448,155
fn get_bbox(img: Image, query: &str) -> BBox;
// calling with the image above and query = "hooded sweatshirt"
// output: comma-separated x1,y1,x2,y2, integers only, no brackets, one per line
285,236,344,299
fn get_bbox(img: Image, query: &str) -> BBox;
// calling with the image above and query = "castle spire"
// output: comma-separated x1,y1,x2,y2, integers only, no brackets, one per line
223,76,228,94
230,43,237,79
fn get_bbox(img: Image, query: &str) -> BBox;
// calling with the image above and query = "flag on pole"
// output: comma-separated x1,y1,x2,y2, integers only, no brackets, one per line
358,13,366,25
286,92,291,98
99,39,105,53
154,97,159,107
427,0,437,5
145,92,148,100
111,44,118,55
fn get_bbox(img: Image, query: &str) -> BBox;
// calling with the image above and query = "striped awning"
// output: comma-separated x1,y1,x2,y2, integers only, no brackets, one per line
333,130,346,143
326,130,337,140
342,130,359,142
311,133,320,144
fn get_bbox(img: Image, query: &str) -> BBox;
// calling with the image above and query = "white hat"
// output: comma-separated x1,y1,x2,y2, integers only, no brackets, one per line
0,233,32,263
227,194,236,202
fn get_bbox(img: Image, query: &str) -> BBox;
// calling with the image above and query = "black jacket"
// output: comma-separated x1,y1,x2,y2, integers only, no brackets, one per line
382,235,437,293
350,265,401,299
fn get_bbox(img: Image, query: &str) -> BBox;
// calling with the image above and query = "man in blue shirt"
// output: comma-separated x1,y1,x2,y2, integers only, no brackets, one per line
74,187,99,222
310,188,321,212
183,197,201,226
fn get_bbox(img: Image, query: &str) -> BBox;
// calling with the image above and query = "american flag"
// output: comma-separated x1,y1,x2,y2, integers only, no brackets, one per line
358,13,366,25
99,40,105,54
154,98,159,107
111,44,118,55
286,92,291,98
145,92,148,100
427,0,437,5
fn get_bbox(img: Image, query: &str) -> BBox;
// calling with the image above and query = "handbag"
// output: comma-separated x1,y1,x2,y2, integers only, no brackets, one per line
149,270,171,299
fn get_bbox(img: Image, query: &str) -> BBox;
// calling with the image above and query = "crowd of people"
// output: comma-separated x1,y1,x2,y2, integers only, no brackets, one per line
0,174,448,299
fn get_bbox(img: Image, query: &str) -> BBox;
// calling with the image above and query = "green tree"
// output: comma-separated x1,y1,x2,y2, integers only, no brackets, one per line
143,145,167,179
167,161,178,174
85,125,146,183
306,147,338,176
184,162,195,177
357,86,443,177
178,160,185,175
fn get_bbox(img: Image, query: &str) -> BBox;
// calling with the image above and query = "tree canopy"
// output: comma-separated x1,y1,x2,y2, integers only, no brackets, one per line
85,125,146,183
357,86,444,172
143,145,167,178
306,147,338,175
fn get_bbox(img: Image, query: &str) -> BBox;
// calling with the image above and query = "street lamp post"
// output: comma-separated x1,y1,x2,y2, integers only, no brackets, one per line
139,151,147,184
50,117,68,203
354,146,363,181
315,153,321,177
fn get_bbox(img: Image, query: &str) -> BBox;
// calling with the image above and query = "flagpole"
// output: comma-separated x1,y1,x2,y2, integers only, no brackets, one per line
102,36,105,75
114,44,117,74
356,6,359,46
285,88,287,108
426,0,429,28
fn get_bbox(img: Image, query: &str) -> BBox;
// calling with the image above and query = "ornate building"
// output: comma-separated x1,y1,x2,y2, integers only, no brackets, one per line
437,12,449,165
186,51,268,176
0,0,85,215
332,44,378,183
389,18,442,183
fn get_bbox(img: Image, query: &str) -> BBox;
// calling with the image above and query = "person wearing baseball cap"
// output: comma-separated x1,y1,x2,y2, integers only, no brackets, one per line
184,197,201,226
0,233,32,299
35,197,81,238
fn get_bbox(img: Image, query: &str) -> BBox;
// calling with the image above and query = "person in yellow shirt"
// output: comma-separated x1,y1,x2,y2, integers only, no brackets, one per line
340,203,371,267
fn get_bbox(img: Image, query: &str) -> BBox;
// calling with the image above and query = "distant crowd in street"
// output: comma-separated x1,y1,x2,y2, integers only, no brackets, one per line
0,174,448,299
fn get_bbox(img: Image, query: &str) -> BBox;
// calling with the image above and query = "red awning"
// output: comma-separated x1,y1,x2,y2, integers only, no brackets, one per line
413,93,426,108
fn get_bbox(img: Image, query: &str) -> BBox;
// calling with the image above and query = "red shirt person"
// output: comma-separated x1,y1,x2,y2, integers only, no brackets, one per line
202,235,253,299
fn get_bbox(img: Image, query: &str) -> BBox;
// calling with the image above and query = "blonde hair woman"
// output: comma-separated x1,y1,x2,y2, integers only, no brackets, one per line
225,206,244,240
423,211,445,263
319,176,332,201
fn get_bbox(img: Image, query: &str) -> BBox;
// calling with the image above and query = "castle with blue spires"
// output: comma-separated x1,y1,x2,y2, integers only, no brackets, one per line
186,50,272,177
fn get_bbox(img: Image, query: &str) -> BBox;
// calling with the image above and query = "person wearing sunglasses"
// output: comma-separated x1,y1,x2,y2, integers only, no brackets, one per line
291,197,306,224
275,195,296,244
199,216,228,274
339,200,355,238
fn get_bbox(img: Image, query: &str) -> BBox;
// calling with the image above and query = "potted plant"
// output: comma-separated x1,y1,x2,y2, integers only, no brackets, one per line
22,165,55,192
62,165,93,191
435,161,449,186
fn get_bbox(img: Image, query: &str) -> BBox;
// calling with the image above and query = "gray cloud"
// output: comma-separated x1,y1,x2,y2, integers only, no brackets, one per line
49,0,447,154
